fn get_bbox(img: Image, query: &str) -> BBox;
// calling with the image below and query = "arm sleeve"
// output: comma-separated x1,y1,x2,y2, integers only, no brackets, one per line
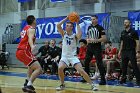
100,26,105,35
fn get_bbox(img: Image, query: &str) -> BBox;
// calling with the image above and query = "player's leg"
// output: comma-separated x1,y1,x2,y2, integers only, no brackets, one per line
24,67,33,87
74,62,98,91
22,51,42,92
23,61,42,93
28,61,42,85
56,60,67,90
75,63,92,83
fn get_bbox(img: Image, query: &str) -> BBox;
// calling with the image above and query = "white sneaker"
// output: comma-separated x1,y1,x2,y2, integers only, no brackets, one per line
56,84,65,91
91,84,98,91
91,73,100,80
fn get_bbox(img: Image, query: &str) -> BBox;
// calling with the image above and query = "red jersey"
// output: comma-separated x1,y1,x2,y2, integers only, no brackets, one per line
78,46,87,60
105,47,117,59
17,25,35,51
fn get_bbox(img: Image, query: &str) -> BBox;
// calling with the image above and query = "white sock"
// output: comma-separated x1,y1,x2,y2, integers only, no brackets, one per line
27,81,32,86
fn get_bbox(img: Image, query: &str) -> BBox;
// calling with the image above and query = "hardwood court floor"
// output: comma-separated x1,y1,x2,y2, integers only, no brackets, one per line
0,68,140,93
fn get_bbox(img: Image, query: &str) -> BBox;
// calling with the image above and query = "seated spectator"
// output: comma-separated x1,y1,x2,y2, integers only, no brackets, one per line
103,41,118,79
34,40,50,73
78,39,100,79
45,39,60,75
78,39,87,66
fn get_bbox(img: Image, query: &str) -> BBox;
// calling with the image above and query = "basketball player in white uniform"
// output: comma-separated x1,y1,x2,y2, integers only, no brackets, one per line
56,16,98,91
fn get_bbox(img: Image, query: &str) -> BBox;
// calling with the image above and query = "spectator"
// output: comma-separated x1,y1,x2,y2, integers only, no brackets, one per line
46,39,60,75
78,39,87,66
103,41,118,79
35,40,50,73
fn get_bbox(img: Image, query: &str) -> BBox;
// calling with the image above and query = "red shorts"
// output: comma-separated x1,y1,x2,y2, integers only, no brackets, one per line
16,50,37,66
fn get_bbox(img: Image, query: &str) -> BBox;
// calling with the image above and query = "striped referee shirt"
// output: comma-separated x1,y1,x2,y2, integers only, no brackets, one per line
87,24,105,43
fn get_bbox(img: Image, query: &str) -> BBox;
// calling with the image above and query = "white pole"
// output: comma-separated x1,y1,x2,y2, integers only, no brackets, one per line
18,2,21,12
0,0,2,13
35,0,38,10
70,0,74,12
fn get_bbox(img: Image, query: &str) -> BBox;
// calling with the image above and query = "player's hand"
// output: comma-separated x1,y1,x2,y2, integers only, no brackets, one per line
76,16,80,24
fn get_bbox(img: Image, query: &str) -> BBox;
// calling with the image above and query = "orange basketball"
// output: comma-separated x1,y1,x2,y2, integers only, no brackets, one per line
68,12,80,23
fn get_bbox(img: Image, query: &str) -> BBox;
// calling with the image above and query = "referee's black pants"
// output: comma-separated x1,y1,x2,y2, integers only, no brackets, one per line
84,43,106,80
121,50,140,82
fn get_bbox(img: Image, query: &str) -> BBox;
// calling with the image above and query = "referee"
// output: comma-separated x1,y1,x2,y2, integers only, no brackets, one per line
83,15,107,85
118,19,140,85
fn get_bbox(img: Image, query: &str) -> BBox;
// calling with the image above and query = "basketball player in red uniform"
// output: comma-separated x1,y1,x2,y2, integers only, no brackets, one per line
16,15,42,93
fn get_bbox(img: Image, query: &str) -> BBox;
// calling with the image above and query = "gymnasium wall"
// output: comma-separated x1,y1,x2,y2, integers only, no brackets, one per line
1,0,140,67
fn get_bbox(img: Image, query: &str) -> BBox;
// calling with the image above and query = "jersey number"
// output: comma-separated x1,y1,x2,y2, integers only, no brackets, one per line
66,39,71,45
20,30,26,38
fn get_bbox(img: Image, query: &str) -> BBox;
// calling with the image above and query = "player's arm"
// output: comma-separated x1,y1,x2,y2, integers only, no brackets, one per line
57,17,68,37
27,28,35,51
75,23,82,40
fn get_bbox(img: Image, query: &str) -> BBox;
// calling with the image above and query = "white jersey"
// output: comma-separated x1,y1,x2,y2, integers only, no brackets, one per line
62,33,77,57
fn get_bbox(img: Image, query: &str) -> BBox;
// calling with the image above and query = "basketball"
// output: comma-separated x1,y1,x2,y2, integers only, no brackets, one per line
68,12,80,23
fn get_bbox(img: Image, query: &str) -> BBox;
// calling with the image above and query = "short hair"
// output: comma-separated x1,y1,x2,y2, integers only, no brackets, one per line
66,21,74,27
124,19,131,23
92,15,98,19
50,39,56,43
26,15,35,25
79,39,87,45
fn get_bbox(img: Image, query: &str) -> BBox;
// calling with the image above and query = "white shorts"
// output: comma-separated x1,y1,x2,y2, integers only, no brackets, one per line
60,56,80,67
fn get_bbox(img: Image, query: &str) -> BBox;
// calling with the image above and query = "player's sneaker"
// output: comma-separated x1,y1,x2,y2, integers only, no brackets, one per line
91,73,100,80
91,84,98,91
22,85,36,93
56,84,65,91
24,79,28,87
